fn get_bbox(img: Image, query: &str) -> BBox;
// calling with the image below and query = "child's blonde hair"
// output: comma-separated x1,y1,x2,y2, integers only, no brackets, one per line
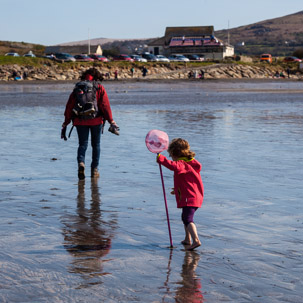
168,138,195,160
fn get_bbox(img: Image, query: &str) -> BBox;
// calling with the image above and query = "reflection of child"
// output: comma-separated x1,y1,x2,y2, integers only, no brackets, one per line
157,138,204,250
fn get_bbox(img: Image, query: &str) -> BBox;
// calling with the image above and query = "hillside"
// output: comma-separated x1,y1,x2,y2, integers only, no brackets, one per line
215,11,303,56
0,41,45,56
58,37,152,46
1,11,303,57
57,37,154,54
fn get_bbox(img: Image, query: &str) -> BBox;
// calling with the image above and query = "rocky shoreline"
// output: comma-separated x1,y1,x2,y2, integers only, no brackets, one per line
0,63,302,81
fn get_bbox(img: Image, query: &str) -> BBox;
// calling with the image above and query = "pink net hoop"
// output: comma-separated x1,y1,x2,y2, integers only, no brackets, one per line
145,129,169,154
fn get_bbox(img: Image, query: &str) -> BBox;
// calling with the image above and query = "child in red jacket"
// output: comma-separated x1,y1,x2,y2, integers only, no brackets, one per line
157,138,204,250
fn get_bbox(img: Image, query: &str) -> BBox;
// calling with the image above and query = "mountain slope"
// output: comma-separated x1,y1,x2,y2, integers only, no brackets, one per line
215,11,303,56
0,41,45,56
58,37,125,46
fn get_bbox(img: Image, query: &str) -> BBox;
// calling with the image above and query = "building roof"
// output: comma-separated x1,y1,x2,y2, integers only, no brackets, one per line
165,26,214,39
149,26,215,46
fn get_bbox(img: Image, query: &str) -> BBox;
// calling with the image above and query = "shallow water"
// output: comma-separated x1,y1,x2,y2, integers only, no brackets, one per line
0,80,302,302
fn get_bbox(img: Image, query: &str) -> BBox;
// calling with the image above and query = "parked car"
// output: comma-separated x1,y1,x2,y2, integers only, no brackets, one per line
130,54,147,62
74,54,94,62
23,53,36,57
284,56,302,63
89,54,109,62
5,52,20,57
155,55,170,62
185,54,204,61
141,53,159,61
44,54,56,60
54,53,76,62
168,54,190,62
112,54,134,62
260,54,272,63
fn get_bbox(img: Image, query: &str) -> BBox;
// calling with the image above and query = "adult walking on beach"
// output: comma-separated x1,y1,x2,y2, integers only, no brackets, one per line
62,68,119,180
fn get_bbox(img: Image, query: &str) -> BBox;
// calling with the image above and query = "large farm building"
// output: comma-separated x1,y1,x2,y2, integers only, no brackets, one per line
148,26,234,60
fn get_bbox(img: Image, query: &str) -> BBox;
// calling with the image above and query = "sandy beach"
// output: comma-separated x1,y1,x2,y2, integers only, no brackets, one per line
0,80,302,302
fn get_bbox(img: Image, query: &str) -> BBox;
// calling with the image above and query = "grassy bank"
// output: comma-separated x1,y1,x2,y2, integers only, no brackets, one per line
1,55,300,71
0,55,215,69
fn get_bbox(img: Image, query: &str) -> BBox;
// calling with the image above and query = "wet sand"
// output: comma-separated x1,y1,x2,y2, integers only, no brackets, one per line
0,80,302,302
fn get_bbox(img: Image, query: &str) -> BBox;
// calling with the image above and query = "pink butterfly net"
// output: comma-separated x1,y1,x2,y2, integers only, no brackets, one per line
145,129,169,154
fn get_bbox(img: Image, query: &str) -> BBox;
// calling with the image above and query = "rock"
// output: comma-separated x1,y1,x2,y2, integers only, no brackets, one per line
0,63,301,81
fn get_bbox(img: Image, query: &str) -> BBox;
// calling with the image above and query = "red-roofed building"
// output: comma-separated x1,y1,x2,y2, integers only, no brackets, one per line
148,26,234,60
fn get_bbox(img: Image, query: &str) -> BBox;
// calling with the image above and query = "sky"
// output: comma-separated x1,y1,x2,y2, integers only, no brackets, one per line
0,0,302,46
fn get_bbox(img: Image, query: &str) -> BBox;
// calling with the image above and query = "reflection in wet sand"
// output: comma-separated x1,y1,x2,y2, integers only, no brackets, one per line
161,249,174,301
175,251,204,303
161,250,204,303
61,179,116,286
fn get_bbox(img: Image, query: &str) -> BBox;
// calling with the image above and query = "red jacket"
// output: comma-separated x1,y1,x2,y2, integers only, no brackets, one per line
63,83,113,126
157,154,204,208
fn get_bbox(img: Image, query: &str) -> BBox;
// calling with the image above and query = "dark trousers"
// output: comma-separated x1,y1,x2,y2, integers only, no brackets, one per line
76,125,102,169
182,207,198,227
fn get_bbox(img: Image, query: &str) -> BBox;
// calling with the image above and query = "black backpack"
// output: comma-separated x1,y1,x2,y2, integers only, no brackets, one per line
72,80,100,119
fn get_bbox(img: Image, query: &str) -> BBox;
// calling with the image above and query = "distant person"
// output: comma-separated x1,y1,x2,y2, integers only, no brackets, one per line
280,71,285,78
114,70,118,80
130,67,134,77
12,70,22,80
61,68,119,180
287,67,290,78
13,70,22,81
23,71,28,80
142,66,148,77
188,71,193,79
199,70,205,79
157,138,204,251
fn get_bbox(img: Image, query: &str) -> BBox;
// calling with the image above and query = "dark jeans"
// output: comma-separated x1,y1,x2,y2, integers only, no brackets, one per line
76,125,102,169
181,207,198,227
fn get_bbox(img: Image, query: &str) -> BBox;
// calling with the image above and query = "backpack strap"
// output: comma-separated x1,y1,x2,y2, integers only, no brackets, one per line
68,125,74,138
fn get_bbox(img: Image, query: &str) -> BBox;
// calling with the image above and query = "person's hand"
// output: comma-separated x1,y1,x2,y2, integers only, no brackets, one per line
111,120,118,127
170,188,175,195
108,120,120,135
61,124,67,141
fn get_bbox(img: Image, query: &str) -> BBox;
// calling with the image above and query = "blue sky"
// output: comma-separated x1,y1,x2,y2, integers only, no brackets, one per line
0,0,302,45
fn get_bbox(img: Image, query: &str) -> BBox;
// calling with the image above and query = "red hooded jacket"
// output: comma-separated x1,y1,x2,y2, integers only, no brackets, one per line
63,82,113,126
157,154,204,208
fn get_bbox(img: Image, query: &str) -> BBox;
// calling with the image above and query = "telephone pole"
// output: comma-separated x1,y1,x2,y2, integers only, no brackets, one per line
228,20,230,45
88,28,91,54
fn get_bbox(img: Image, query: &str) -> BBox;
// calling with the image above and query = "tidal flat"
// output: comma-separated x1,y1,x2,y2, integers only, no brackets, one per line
0,80,302,302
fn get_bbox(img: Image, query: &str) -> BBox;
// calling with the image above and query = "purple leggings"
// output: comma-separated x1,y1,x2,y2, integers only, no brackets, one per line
182,207,198,227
